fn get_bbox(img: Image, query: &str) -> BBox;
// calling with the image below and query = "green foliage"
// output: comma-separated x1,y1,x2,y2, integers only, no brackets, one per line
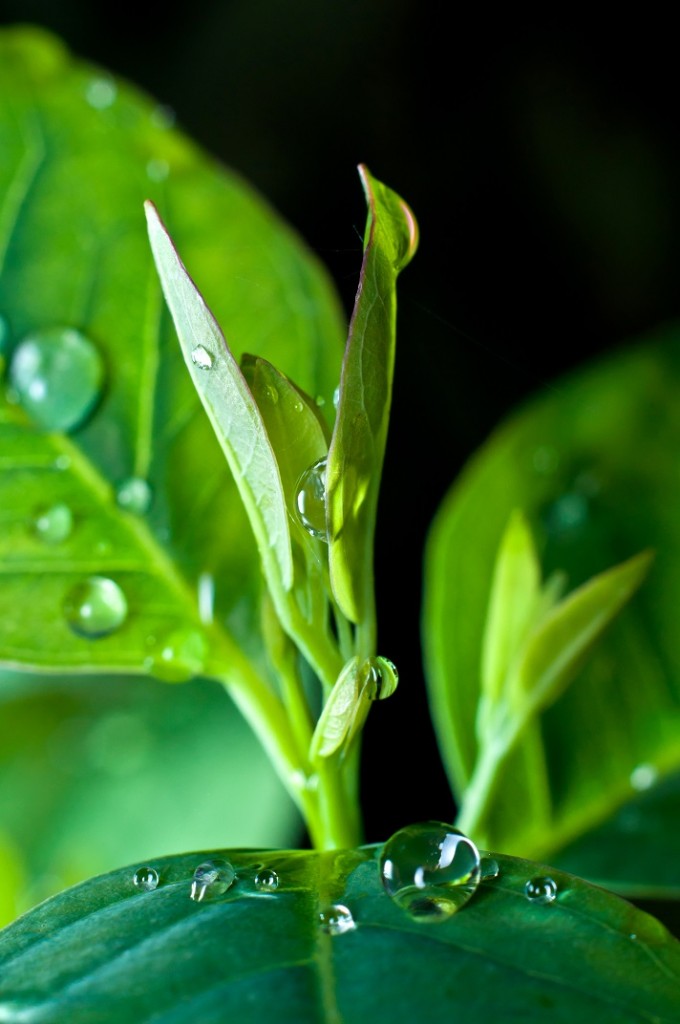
423,330,680,868
1,844,678,1023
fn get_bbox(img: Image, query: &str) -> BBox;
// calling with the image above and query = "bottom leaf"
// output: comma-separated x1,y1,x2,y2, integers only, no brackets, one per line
0,841,678,1023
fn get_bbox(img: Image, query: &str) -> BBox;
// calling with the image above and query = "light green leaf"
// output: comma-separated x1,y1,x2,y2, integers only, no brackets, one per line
0,845,678,1022
145,203,293,593
423,327,680,861
0,27,344,680
326,165,418,628
481,510,542,707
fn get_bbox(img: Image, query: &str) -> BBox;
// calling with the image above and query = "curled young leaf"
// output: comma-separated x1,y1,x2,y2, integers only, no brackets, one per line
326,165,418,628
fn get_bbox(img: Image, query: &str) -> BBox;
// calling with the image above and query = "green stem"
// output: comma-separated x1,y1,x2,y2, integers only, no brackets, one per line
455,715,523,841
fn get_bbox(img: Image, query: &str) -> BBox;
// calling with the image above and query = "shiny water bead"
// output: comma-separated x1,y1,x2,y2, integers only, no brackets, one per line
380,822,481,922
64,576,128,639
367,656,399,700
191,345,213,369
480,856,500,881
254,868,279,892
85,77,117,109
117,477,153,515
34,503,73,544
319,904,355,936
133,866,159,892
524,876,557,905
332,386,341,410
144,627,208,683
295,457,328,540
190,858,235,902
9,327,104,432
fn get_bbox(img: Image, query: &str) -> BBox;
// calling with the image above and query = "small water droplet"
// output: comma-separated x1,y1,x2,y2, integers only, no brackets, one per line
34,503,73,544
190,858,235,902
254,868,279,892
315,394,326,407
133,866,159,891
630,932,637,941
197,571,215,625
380,822,481,922
295,457,328,540
544,493,589,536
333,386,341,410
480,856,500,880
9,328,104,432
319,904,355,936
144,627,208,682
367,656,399,700
85,77,117,110
64,576,128,639
264,383,279,404
630,763,658,792
117,477,153,515
524,876,557,905
146,158,170,183
191,345,213,370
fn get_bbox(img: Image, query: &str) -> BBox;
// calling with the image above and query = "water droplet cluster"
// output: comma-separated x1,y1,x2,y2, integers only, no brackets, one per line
380,822,481,922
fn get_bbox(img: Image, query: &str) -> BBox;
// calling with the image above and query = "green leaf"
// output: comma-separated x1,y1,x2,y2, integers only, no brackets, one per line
0,27,344,679
0,845,678,1022
326,165,418,629
145,203,293,594
423,327,680,861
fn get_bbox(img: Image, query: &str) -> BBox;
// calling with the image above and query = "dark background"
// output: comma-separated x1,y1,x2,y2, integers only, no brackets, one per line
1,4,679,842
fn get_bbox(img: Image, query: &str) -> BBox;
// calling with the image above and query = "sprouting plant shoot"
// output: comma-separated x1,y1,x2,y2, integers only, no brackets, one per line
0,31,678,1022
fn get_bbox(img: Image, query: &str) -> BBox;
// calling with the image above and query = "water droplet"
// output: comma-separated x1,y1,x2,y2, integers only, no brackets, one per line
64,576,128,639
380,822,481,922
315,394,326,407
34,503,73,544
144,628,208,683
480,856,500,880
367,656,399,700
524,876,557,905
146,158,170,182
295,457,328,540
332,386,341,410
197,571,215,625
117,477,153,515
85,77,117,110
191,345,213,370
254,868,279,892
54,454,71,470
190,858,235,902
544,493,589,536
630,763,658,792
9,328,104,432
319,904,355,936
264,383,279,404
133,866,159,892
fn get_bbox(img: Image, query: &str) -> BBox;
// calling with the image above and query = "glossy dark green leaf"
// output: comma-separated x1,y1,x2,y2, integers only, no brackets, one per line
0,670,299,927
326,166,418,627
0,26,344,680
0,845,678,1022
423,328,680,860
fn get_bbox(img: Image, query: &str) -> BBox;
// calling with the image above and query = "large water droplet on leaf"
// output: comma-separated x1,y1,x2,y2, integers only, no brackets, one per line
190,858,235,902
34,503,73,544
380,822,481,922
295,457,328,540
319,904,355,936
64,576,128,639
524,876,557,905
9,327,104,432
133,866,159,892
117,477,153,515
191,345,213,370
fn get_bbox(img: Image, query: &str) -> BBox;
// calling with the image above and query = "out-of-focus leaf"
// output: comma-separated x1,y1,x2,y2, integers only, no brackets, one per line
326,165,418,626
0,845,678,1022
0,671,299,922
0,26,344,679
423,328,680,861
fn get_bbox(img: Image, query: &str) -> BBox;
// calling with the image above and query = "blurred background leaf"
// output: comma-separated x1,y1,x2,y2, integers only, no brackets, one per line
423,331,680,898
